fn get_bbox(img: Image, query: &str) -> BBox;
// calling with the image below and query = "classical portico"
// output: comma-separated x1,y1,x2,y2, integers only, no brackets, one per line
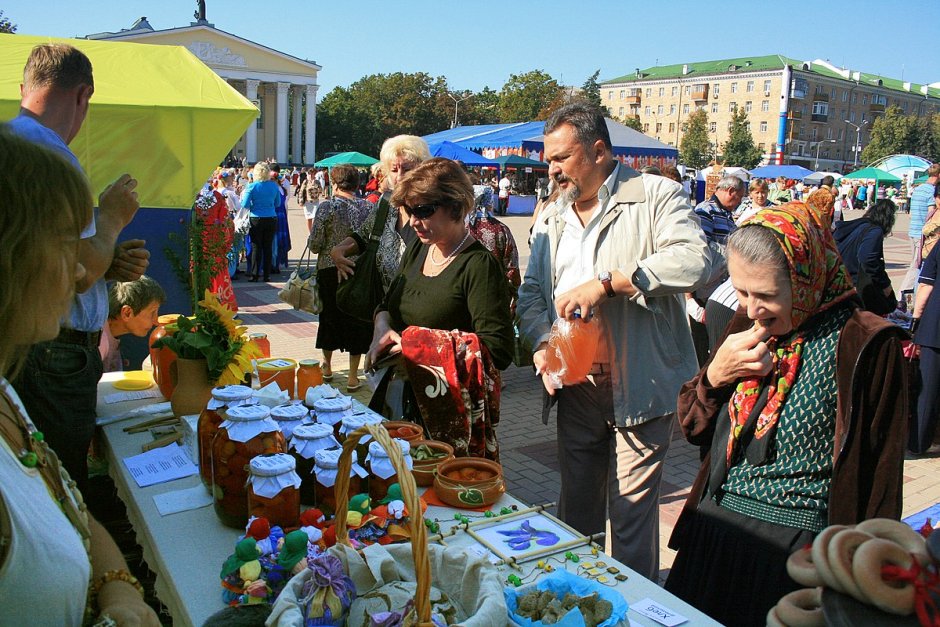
87,16,320,164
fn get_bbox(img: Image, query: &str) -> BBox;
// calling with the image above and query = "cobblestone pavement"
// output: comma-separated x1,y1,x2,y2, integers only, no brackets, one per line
235,196,937,584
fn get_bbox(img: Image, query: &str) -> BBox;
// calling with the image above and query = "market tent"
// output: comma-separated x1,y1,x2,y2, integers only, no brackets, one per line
314,151,379,167
748,165,815,179
842,167,902,183
0,34,257,209
428,141,498,168
495,155,548,169
803,171,843,185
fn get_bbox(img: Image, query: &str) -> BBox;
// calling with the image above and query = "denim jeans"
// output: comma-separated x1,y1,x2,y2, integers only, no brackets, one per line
12,339,103,495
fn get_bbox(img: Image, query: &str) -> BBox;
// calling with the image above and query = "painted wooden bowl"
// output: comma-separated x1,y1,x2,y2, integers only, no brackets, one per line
433,457,505,508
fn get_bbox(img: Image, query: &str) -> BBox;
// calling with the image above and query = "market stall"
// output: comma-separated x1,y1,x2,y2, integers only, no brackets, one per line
494,155,549,215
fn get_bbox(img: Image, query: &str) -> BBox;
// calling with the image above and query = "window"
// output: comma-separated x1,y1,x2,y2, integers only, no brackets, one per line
745,101,752,112
657,105,664,115
849,110,856,122
841,90,847,102
729,102,737,112
826,127,833,139
608,90,613,100
655,122,662,132
831,87,836,98
852,93,857,104
758,142,765,151
862,95,868,105
669,123,675,132
872,94,887,105
764,79,772,92
658,87,665,97
697,104,705,111
760,121,768,132
838,128,844,140
643,123,649,131
683,103,690,114
713,83,720,95
711,103,719,113
646,88,651,97
798,127,805,139
709,122,717,132
761,100,770,112
812,101,829,115
812,127,818,140
645,106,651,116
746,81,754,92
619,107,624,116
728,121,734,131
731,82,738,93
670,104,676,114
619,90,625,99
684,85,691,95
671,86,678,96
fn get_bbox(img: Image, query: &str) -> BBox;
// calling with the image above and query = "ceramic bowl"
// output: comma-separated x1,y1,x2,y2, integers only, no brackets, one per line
381,421,426,444
409,439,455,487
433,457,505,508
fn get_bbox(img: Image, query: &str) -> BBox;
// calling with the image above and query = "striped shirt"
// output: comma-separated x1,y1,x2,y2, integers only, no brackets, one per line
694,195,737,245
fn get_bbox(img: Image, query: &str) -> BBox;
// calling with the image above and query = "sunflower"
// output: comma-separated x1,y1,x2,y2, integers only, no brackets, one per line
198,289,241,339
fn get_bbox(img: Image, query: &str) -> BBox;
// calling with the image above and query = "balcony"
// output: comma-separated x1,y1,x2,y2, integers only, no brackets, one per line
869,103,885,114
790,110,803,119
624,95,641,105
810,113,829,123
813,92,830,102
691,85,708,101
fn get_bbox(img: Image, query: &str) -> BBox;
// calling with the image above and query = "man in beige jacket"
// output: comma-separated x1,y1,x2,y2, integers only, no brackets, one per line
517,103,710,579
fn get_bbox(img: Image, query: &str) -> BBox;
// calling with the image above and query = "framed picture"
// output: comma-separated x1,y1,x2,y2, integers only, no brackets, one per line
464,509,587,566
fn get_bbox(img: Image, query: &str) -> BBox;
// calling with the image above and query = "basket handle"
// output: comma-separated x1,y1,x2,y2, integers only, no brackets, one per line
334,423,432,625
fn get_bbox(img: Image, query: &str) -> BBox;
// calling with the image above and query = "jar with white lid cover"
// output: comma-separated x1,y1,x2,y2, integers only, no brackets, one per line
269,402,311,440
247,453,301,528
289,423,339,505
365,438,413,502
197,385,255,490
313,447,367,517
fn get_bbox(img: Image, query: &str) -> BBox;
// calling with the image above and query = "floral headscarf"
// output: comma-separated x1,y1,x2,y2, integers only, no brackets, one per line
725,203,856,466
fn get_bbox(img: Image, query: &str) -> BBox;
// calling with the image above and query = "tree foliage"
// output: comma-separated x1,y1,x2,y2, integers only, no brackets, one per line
581,70,602,109
0,11,16,34
679,109,713,169
861,105,935,164
722,108,762,168
621,115,643,132
498,70,563,123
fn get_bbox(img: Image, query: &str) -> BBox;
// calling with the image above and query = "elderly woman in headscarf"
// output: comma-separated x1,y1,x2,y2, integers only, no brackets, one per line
664,203,908,627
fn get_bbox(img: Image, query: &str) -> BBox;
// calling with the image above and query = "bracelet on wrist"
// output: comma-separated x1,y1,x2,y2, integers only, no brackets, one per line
91,569,145,600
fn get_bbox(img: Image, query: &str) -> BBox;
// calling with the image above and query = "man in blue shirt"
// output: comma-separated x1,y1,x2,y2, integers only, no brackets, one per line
903,164,940,293
9,44,149,493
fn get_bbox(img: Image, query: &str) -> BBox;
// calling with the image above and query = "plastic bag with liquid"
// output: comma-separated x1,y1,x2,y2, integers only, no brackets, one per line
542,312,601,388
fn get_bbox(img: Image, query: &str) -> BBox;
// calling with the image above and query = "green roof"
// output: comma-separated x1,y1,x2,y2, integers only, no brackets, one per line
602,54,940,99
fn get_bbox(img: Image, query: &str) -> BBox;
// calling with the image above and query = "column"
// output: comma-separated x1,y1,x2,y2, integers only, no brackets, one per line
291,86,302,164
304,84,318,165
275,82,290,164
245,79,260,163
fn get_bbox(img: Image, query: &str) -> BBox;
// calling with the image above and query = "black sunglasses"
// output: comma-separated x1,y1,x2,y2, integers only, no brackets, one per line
402,203,439,219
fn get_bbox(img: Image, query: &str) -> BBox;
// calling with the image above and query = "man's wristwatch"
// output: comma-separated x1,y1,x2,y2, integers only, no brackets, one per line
598,271,615,298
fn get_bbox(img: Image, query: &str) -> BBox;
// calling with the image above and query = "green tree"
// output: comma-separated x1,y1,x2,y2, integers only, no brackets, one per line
861,105,920,165
722,108,762,168
581,70,602,109
621,115,643,132
498,70,563,122
459,86,501,126
679,109,712,169
0,10,16,34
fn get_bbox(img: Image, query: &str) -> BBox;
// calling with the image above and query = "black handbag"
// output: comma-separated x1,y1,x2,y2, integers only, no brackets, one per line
336,193,391,322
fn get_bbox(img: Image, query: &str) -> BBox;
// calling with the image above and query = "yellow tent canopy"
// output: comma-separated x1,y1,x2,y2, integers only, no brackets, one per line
0,34,258,208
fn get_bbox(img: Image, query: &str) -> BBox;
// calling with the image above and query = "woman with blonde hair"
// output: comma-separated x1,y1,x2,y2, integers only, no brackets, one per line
240,161,281,281
0,128,160,625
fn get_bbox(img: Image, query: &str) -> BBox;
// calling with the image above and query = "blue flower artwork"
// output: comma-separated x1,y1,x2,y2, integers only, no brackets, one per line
496,520,560,551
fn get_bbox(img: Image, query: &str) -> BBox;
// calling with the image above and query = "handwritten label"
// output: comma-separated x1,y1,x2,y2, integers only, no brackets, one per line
631,598,688,627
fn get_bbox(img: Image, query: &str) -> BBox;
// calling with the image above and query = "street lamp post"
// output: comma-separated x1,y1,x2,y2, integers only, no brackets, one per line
448,92,473,129
814,139,836,171
843,119,868,168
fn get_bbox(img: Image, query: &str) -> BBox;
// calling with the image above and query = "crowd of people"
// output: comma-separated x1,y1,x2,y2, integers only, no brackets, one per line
3,40,938,627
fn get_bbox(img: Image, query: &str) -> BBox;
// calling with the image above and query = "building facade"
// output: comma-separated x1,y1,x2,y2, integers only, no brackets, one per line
601,55,940,171
88,16,320,165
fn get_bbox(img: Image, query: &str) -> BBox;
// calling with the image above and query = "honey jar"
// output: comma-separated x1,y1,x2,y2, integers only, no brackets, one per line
313,447,367,517
365,438,413,503
269,402,311,439
257,358,298,398
296,359,324,402
211,404,285,528
247,453,301,529
288,423,340,505
197,385,255,491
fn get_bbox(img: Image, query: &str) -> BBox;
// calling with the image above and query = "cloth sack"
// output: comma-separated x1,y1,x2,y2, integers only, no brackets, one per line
336,194,391,323
277,244,322,315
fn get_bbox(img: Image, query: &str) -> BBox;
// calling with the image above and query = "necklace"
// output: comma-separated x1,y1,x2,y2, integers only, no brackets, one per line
430,229,471,267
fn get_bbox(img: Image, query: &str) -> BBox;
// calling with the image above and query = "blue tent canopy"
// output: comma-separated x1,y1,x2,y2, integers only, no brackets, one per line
427,141,499,168
748,165,815,179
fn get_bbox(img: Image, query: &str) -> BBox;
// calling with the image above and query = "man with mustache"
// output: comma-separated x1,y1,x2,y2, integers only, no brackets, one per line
517,103,710,579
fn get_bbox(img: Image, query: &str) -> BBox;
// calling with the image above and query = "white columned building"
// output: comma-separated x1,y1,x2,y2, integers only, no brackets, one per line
304,85,318,165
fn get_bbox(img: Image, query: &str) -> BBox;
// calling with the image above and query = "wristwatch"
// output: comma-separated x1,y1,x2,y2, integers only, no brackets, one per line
598,271,615,298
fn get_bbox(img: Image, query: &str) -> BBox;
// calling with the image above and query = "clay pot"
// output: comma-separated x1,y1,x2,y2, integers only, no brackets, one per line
433,457,505,508
170,357,213,417
410,439,455,487
381,420,426,444
149,315,181,398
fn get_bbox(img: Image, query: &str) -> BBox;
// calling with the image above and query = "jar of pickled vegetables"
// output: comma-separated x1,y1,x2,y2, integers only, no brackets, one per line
211,404,284,528
197,385,255,491
313,395,353,438
269,402,311,440
365,438,413,502
247,453,301,529
296,359,323,403
288,423,340,505
313,447,367,517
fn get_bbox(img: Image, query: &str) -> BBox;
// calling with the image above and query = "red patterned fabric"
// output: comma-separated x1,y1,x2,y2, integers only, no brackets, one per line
400,326,500,461
468,211,521,315
194,189,237,309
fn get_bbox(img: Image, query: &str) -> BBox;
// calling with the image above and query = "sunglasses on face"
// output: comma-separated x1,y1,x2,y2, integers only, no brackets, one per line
402,203,439,219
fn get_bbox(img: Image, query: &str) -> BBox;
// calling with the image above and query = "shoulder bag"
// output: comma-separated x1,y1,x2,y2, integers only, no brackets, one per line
277,243,322,315
336,193,391,322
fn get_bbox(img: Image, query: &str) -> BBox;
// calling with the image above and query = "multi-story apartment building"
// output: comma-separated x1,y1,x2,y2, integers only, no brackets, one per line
601,55,940,171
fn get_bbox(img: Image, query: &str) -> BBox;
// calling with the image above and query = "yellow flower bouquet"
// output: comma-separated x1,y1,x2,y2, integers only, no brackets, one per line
154,290,261,385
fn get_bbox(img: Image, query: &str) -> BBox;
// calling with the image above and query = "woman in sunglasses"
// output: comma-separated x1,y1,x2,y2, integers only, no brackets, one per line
367,158,514,460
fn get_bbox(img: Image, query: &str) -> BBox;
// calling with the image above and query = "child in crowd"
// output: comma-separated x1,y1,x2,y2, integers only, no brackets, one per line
100,276,166,372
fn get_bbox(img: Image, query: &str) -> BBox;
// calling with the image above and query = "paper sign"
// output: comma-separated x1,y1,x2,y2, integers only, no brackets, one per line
104,388,163,404
153,485,213,516
631,598,688,626
122,442,198,488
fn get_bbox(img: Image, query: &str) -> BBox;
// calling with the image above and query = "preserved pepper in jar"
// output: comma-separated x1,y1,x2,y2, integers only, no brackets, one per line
313,447,367,517
289,423,340,505
296,359,323,402
313,395,352,438
211,404,284,528
198,385,255,491
247,453,301,529
269,402,311,439
365,438,413,503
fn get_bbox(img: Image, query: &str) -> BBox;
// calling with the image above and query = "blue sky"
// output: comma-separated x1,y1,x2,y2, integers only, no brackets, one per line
4,0,939,97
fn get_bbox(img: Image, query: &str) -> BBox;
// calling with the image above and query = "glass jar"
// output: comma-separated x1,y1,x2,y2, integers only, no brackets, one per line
289,424,340,505
313,447,367,517
197,385,255,490
313,395,353,438
339,413,384,463
247,453,301,529
296,359,324,403
211,404,285,528
249,332,271,359
257,358,297,398
365,438,413,503
269,402,311,440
